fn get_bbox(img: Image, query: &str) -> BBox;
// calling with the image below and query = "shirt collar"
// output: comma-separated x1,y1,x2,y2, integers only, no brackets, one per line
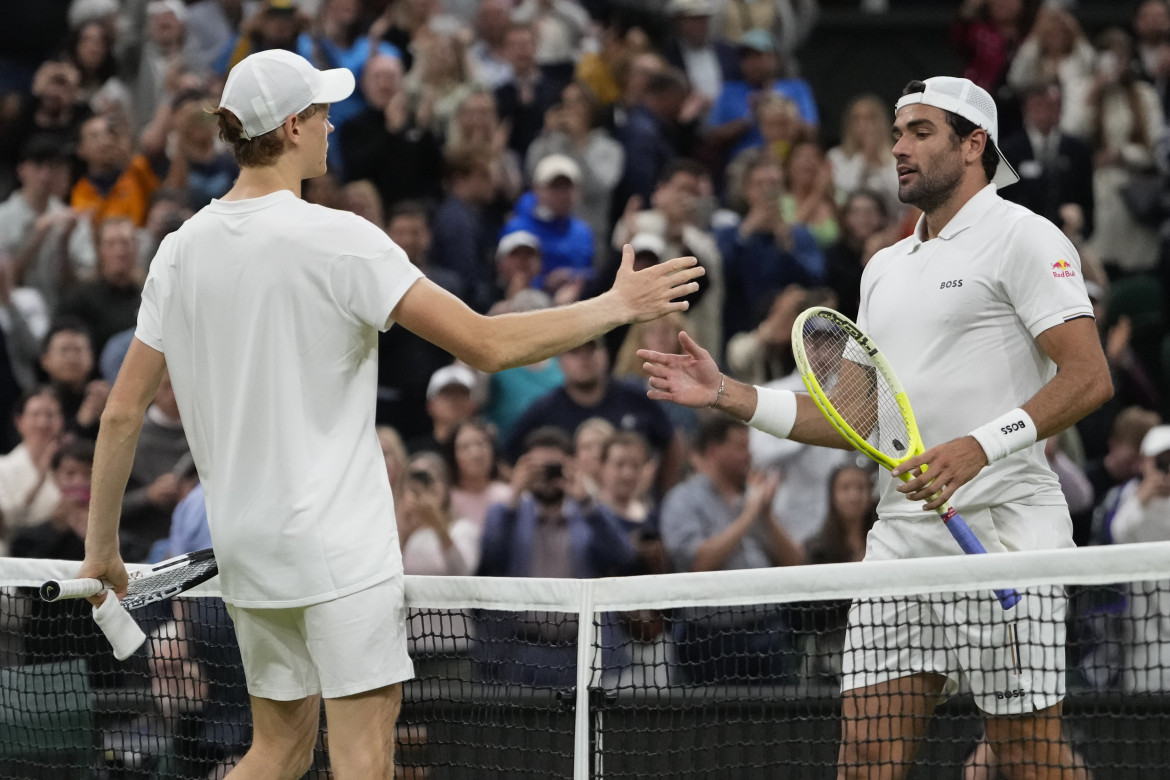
907,183,999,252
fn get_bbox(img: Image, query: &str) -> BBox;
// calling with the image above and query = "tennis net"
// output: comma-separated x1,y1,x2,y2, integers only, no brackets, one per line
3,543,1170,779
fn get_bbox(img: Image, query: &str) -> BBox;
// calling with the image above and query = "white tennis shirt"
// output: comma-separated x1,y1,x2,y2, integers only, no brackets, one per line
858,185,1093,555
136,190,423,607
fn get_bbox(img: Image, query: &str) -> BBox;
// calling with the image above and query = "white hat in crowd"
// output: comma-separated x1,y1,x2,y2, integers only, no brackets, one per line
219,50,354,140
894,76,1020,189
496,230,541,258
146,0,188,22
667,0,715,16
533,154,581,186
426,365,481,403
1141,425,1170,458
630,232,666,260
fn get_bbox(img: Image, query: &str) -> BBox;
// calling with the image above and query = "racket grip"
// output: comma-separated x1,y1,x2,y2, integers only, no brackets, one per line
939,507,1021,610
41,578,105,602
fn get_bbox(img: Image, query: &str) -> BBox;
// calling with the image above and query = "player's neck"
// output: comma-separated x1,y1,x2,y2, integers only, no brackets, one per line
222,159,305,202
921,176,987,240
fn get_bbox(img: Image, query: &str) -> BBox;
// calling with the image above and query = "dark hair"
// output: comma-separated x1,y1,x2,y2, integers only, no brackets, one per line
601,430,650,463
18,135,67,165
386,200,432,224
66,21,118,85
212,102,325,168
442,418,500,484
13,386,61,419
692,414,747,454
656,157,707,187
41,316,92,356
901,80,999,184
843,188,890,222
522,425,573,456
644,68,690,97
444,146,493,180
52,437,95,471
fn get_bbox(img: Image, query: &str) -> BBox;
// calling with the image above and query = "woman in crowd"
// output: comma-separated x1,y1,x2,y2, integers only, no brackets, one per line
826,94,900,220
0,387,65,553
572,417,616,501
443,418,512,529
398,451,481,578
782,140,840,249
1006,3,1096,117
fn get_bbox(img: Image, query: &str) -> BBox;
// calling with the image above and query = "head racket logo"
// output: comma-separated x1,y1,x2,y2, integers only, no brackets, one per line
1051,259,1077,279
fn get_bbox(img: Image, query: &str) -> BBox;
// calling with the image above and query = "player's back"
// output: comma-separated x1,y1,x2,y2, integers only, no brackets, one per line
137,190,422,607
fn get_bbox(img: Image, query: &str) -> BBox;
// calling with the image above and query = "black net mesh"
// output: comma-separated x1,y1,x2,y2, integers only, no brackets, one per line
3,570,1170,778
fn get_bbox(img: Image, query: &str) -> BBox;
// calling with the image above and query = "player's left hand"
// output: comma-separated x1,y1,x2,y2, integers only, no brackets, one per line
891,436,989,512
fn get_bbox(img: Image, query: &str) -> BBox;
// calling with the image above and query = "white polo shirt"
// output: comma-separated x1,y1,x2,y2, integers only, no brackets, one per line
136,190,423,607
858,185,1093,555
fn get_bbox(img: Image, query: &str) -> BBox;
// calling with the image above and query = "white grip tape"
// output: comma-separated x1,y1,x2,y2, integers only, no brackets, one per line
92,589,147,660
44,578,105,601
968,407,1038,463
749,387,798,440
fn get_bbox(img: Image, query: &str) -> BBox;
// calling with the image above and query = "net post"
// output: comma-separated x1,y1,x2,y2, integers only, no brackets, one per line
573,579,597,780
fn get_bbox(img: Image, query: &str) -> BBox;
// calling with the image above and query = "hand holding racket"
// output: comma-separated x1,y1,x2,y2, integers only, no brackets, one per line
791,307,1020,610
43,549,219,659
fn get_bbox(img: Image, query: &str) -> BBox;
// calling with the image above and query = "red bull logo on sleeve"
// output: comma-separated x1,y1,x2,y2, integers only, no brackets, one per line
1052,259,1076,278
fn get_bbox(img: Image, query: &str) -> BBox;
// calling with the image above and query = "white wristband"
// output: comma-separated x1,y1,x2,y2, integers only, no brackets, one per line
968,407,1037,463
748,387,797,439
92,589,146,660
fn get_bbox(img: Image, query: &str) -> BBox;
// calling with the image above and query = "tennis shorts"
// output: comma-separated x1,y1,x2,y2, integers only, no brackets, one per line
842,504,1071,716
226,573,415,700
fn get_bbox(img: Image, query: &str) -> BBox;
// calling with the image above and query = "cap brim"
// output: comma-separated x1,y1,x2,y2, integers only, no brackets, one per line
313,67,355,105
991,144,1019,189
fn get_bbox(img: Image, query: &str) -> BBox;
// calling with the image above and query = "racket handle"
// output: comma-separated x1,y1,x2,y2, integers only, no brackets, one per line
938,506,1021,610
41,577,105,602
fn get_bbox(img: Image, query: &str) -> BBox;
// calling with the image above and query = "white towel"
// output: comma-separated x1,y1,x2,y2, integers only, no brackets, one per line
91,589,146,660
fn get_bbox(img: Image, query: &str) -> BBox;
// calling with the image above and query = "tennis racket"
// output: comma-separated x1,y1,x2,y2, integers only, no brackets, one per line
791,306,1020,610
41,548,219,611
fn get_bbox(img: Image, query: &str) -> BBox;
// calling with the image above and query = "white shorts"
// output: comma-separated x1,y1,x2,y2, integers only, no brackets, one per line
841,584,1066,716
226,574,415,700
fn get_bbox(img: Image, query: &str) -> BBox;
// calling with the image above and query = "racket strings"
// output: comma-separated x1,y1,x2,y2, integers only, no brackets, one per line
801,318,912,461
124,560,218,606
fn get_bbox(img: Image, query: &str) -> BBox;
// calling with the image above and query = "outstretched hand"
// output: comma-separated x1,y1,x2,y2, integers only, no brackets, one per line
612,244,704,324
637,331,721,409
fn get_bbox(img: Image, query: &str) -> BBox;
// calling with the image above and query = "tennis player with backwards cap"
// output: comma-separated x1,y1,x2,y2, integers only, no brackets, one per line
639,76,1112,779
75,50,702,779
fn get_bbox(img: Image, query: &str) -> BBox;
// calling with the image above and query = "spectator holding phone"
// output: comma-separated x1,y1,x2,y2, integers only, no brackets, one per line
398,451,480,578
1109,425,1170,692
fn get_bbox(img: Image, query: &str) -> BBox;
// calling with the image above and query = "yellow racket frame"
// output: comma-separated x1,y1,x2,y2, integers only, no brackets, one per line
791,306,925,472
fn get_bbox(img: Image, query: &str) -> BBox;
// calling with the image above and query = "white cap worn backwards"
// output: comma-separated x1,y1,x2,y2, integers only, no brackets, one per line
894,76,1020,189
219,50,355,140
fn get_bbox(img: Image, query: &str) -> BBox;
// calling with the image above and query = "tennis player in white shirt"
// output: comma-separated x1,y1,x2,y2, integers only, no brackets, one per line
639,76,1112,779
75,50,702,780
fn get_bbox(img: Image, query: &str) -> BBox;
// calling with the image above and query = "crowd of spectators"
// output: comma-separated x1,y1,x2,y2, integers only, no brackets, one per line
1,0,1170,733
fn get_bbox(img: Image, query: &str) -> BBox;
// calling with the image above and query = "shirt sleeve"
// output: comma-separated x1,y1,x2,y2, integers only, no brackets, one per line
328,224,424,331
135,234,172,351
998,215,1094,338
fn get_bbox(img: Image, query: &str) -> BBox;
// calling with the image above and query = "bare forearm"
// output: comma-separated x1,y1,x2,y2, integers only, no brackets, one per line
691,514,753,572
715,377,853,449
762,519,804,567
85,408,147,553
479,292,627,371
1024,339,1113,440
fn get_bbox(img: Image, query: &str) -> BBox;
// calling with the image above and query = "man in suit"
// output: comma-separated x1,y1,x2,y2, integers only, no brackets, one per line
661,0,739,108
999,82,1095,240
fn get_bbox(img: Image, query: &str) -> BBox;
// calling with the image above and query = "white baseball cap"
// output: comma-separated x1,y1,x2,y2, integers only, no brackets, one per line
219,50,355,140
533,154,581,186
894,76,1019,189
1141,425,1170,458
630,232,666,259
496,230,541,258
426,364,482,403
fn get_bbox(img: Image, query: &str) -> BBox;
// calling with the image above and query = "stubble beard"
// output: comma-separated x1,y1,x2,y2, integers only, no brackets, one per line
898,155,964,214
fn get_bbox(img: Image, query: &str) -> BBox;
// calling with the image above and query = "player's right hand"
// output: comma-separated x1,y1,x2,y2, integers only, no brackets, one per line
75,552,128,607
612,243,704,324
638,331,721,409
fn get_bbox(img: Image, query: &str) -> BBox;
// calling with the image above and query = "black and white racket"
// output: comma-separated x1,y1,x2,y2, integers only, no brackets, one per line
41,548,219,610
